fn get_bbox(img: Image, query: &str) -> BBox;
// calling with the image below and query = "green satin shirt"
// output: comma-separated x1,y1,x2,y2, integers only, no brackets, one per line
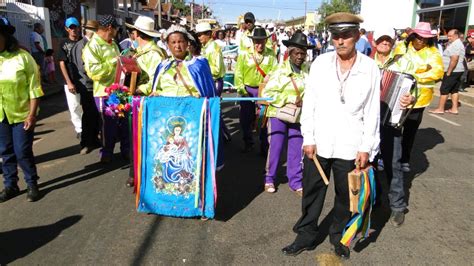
262,60,308,119
202,40,225,80
0,49,44,124
135,41,167,95
82,34,120,97
153,55,200,97
234,46,277,95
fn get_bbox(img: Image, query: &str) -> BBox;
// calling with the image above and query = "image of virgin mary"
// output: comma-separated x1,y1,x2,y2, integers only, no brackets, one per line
155,117,195,184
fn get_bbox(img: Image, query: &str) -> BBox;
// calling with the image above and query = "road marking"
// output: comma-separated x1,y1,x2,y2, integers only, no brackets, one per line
428,114,461,126
33,138,43,145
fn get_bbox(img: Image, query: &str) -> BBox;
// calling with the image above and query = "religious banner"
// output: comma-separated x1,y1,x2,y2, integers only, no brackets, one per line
137,97,220,219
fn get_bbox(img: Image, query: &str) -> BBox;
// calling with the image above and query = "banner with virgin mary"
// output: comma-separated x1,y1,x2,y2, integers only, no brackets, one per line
137,97,220,219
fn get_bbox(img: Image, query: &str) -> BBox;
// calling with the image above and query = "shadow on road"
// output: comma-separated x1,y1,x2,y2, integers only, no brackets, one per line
354,127,444,253
0,215,82,264
35,145,80,164
37,93,68,122
404,127,444,205
214,101,265,221
130,216,162,266
38,156,128,197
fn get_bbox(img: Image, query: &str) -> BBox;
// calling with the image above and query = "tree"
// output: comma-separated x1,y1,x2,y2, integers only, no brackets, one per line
316,0,361,31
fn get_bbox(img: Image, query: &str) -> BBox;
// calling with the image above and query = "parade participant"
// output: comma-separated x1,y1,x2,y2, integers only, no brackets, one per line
234,27,277,153
429,29,465,115
157,29,171,57
58,17,83,141
372,28,415,227
70,20,101,155
262,32,312,195
30,22,46,77
391,22,443,173
83,15,127,164
151,25,216,98
238,12,256,52
125,15,167,96
277,26,289,62
0,17,43,202
282,12,380,259
196,22,225,96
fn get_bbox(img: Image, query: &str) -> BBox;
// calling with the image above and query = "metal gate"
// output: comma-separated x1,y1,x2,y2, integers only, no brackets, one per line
0,0,51,51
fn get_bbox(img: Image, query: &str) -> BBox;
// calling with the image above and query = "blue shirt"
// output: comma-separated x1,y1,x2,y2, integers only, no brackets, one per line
356,37,371,56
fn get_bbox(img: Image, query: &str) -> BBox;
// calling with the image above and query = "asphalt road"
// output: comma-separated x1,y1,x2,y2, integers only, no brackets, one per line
0,92,473,265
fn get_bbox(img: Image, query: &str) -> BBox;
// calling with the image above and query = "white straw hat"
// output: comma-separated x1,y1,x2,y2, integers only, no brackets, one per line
125,16,160,38
195,22,212,33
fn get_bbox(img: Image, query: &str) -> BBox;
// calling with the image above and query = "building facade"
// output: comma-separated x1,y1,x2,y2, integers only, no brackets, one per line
361,0,472,36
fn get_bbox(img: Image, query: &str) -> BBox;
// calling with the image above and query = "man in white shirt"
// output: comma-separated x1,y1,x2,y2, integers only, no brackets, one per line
277,26,289,62
30,23,46,76
429,28,465,114
282,12,380,259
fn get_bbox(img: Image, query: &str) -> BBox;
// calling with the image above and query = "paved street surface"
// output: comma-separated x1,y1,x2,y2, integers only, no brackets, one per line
0,92,473,265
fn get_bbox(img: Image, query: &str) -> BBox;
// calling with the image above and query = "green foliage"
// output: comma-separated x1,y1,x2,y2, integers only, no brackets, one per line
318,0,361,25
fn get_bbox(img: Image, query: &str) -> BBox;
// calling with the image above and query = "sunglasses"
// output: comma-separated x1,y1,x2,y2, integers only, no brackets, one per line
413,33,428,42
244,20,254,24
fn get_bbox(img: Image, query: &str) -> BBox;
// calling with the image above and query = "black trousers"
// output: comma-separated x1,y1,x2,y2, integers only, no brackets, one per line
79,88,100,148
401,107,425,164
293,155,355,246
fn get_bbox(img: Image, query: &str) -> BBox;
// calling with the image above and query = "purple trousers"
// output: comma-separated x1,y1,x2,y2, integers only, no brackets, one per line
94,97,130,158
215,78,224,96
239,85,258,145
265,117,303,190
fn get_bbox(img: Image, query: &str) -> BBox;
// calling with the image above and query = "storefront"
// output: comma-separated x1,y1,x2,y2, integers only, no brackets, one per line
417,0,471,34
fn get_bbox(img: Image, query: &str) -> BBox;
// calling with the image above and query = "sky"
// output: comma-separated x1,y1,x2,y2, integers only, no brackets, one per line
188,0,324,24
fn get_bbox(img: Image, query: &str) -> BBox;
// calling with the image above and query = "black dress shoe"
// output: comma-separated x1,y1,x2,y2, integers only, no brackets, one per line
334,243,350,259
0,186,20,202
282,242,317,256
26,184,40,202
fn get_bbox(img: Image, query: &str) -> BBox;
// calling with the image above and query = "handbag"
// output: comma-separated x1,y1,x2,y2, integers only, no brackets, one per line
275,76,302,123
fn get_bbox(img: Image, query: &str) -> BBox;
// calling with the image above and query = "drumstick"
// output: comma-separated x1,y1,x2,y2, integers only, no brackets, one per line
312,155,329,185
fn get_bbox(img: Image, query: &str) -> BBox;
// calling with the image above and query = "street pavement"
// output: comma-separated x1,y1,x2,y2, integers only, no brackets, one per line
0,92,473,265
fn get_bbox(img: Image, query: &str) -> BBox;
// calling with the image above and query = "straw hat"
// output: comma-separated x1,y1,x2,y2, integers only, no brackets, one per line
125,16,160,38
195,22,212,33
83,20,99,31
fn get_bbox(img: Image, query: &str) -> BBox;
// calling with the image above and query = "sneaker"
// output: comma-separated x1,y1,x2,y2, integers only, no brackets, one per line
80,146,93,155
390,210,405,227
401,163,410,172
295,188,303,197
100,155,112,164
0,186,20,202
377,158,385,171
26,184,40,202
264,183,276,193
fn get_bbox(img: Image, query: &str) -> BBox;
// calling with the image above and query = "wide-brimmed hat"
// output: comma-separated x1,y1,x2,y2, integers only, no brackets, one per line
249,27,269,40
164,24,195,42
195,22,212,34
125,16,160,38
411,22,435,38
83,20,99,31
0,16,15,35
283,31,314,49
325,12,363,33
373,27,395,42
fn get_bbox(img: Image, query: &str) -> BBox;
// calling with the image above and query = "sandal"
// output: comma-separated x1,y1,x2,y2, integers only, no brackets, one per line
428,110,444,115
446,109,459,115
295,188,303,197
264,183,276,193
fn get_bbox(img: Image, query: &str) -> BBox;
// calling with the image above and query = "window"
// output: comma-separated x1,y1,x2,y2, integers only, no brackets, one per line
418,0,441,8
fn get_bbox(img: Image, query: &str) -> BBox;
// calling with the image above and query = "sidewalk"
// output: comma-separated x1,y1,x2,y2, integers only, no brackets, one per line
433,82,474,106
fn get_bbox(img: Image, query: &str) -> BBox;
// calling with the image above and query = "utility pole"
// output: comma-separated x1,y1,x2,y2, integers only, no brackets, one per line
157,0,162,28
202,0,204,19
304,0,307,29
191,0,194,30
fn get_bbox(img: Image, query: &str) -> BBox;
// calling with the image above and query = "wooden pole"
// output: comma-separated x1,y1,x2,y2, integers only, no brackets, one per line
312,155,329,185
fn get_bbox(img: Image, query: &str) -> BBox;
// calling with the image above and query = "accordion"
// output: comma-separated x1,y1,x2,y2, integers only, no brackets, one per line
380,70,417,128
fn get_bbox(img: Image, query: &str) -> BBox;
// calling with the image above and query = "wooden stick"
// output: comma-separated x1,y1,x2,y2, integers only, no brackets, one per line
312,155,329,185
130,72,138,95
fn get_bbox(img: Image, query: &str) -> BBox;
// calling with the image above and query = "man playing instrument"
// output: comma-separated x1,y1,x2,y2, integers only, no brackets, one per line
282,12,380,259
372,28,416,227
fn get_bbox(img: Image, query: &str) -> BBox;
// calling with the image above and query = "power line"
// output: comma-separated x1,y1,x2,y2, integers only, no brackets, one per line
212,2,319,11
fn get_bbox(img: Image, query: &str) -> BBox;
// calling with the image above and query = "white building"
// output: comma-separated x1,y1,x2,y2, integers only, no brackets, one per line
360,0,472,36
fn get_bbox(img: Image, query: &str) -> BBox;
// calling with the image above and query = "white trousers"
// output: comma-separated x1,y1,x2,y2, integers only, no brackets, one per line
64,85,83,133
